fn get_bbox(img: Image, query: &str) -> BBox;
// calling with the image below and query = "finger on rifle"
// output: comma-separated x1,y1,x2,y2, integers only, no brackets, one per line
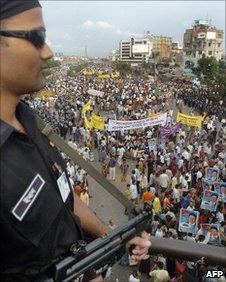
133,245,149,256
126,235,151,250
132,251,149,261
140,231,151,240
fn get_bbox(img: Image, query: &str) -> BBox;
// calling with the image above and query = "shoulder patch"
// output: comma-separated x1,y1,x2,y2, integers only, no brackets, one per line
12,174,45,221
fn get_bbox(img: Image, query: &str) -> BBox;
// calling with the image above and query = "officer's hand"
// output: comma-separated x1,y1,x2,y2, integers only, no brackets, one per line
126,231,151,261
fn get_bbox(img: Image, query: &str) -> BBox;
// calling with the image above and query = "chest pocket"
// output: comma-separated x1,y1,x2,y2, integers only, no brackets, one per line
9,178,63,247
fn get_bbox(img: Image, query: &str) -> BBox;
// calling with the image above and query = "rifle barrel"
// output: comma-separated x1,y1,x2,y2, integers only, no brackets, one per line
150,236,226,266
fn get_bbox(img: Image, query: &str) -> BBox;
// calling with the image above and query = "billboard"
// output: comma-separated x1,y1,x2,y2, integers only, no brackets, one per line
132,44,149,54
207,32,216,40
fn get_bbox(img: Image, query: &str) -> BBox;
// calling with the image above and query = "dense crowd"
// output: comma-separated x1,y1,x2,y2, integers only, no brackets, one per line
28,66,226,282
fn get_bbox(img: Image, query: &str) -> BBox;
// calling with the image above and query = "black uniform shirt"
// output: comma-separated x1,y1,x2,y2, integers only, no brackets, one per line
0,101,82,271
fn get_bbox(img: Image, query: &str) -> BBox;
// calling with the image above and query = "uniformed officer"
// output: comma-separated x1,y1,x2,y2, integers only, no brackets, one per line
0,1,151,281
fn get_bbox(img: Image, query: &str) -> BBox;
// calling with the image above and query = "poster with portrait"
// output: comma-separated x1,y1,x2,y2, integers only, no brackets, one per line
200,223,211,241
220,182,226,203
213,182,221,195
208,224,221,246
201,190,219,211
203,179,212,191
178,209,199,234
205,168,219,183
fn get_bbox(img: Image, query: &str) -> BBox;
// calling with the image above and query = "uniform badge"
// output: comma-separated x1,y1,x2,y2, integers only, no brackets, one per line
12,174,45,221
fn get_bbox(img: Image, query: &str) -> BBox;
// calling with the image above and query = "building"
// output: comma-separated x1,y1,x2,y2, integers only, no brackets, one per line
183,19,224,60
152,36,172,60
119,36,153,63
171,42,183,65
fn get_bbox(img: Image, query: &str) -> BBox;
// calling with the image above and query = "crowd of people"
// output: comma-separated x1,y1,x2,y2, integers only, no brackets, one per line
28,64,226,282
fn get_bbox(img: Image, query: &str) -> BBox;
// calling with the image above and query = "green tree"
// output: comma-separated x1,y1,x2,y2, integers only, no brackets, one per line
194,56,226,102
193,56,219,79
114,61,131,76
67,62,88,76
46,58,61,68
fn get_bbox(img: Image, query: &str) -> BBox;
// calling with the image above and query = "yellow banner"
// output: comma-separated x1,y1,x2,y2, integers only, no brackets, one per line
110,71,120,78
38,89,54,98
148,112,161,118
176,112,203,128
91,113,105,130
82,101,91,113
83,69,94,76
97,74,110,79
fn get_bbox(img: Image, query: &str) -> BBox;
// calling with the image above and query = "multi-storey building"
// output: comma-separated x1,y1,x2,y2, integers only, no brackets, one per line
119,36,152,63
183,19,224,60
152,36,172,59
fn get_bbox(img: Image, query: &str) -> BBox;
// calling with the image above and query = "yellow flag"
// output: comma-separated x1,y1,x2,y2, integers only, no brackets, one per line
82,101,91,113
176,112,203,128
91,113,105,130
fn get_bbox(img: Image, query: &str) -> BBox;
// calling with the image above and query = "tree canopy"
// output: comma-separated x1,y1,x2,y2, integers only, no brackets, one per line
194,56,226,102
114,61,131,76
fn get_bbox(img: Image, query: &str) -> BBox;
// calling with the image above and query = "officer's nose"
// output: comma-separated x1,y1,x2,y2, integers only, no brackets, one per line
41,42,54,61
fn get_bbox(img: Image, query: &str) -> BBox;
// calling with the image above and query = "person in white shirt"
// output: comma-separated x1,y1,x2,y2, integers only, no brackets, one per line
178,156,184,170
76,168,84,183
140,173,148,190
182,149,190,161
159,169,170,190
130,180,138,200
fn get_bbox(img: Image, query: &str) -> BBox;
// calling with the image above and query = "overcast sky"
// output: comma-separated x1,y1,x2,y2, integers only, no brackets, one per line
41,1,225,57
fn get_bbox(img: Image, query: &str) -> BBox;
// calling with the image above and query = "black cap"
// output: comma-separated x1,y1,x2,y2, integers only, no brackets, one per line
0,0,41,20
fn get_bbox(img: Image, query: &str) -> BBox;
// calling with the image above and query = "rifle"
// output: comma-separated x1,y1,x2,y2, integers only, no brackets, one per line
43,203,151,281
42,204,225,282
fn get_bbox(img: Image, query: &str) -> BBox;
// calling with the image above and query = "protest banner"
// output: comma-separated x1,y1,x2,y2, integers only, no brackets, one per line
205,167,219,183
176,112,203,128
87,89,104,98
178,209,199,234
160,123,180,139
107,113,167,132
83,69,94,76
91,113,105,131
148,112,160,118
97,73,111,79
201,190,219,211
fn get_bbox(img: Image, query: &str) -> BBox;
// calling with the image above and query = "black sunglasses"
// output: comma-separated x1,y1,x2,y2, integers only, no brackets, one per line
0,27,46,48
